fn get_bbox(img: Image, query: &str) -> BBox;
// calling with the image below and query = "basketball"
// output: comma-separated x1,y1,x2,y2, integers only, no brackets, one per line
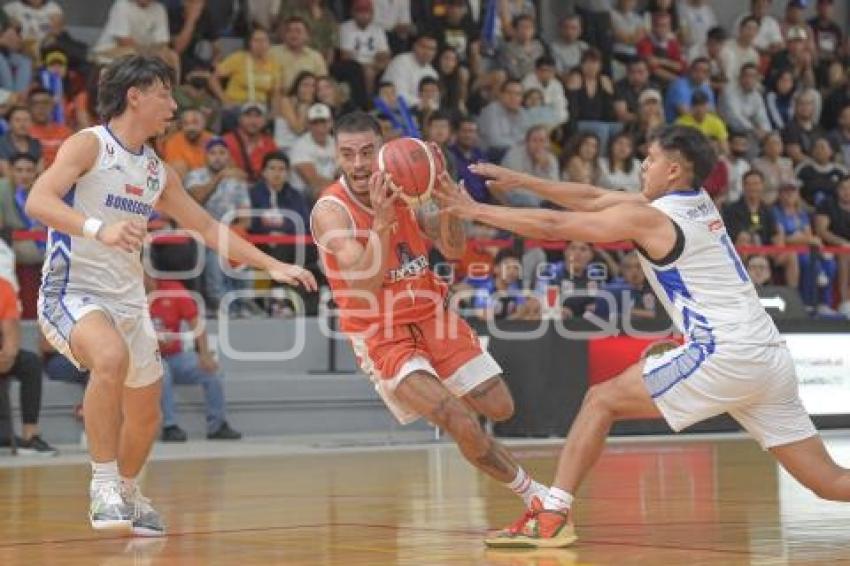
376,137,438,205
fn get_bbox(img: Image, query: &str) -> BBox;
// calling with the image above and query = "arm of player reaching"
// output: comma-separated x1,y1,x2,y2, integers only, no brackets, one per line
416,173,467,260
26,132,148,252
156,164,317,291
470,162,647,212
310,172,399,294
434,178,675,253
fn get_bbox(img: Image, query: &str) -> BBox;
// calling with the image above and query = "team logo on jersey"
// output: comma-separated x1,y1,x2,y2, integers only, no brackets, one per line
388,242,428,282
125,184,144,197
708,219,724,232
146,176,160,193
106,143,114,157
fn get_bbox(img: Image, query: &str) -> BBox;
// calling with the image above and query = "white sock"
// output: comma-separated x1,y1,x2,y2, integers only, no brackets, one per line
506,467,548,507
543,486,574,512
90,460,119,489
120,475,136,493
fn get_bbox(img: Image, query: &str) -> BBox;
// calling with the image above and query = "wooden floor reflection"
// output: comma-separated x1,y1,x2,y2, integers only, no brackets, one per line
2,435,850,565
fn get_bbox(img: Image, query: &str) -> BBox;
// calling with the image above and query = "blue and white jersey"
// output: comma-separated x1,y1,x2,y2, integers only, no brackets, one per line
39,125,167,311
637,189,782,348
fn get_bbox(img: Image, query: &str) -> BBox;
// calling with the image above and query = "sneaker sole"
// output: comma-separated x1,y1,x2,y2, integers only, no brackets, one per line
131,525,166,537
16,448,58,457
91,519,133,531
484,532,578,549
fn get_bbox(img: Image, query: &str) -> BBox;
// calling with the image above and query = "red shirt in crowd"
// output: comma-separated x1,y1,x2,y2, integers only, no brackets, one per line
148,279,199,357
222,130,277,182
29,122,73,167
636,34,686,76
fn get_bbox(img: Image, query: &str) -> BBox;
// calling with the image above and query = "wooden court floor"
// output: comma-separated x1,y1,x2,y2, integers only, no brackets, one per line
2,435,850,565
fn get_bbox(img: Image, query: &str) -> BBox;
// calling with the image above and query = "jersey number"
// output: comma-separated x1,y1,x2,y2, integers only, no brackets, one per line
720,234,749,283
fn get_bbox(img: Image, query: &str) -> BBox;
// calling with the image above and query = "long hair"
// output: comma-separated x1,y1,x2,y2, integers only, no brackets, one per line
97,54,174,122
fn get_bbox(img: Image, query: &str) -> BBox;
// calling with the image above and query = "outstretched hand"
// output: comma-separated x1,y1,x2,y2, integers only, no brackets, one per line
433,171,477,218
469,162,533,195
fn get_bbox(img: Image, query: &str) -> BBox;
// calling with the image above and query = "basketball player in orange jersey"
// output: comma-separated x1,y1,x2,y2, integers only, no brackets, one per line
310,112,547,507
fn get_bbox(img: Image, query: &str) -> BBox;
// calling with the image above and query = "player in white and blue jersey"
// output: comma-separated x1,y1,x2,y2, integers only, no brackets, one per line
26,55,316,536
435,125,850,548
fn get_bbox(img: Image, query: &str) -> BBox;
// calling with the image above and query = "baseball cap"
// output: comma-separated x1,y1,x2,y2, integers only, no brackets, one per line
241,101,267,115
205,137,228,151
639,89,662,105
787,25,809,41
307,103,332,122
44,50,68,67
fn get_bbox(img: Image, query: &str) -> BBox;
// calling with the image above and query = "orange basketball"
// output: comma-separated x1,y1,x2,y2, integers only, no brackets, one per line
377,137,437,205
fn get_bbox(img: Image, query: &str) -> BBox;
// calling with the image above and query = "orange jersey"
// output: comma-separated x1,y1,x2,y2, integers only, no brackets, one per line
314,178,447,333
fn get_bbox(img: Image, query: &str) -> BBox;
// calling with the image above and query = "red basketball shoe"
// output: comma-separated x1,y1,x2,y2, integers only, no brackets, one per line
485,497,577,548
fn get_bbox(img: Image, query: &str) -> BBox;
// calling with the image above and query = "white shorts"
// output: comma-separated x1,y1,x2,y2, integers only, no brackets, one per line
643,341,817,449
38,292,163,388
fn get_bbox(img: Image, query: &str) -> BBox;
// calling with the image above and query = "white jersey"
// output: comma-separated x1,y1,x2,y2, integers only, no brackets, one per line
637,189,782,348
39,125,166,311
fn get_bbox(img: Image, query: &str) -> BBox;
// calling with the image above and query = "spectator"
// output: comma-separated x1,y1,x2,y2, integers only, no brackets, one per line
413,76,444,127
782,88,827,165
372,0,413,54
0,153,42,265
248,152,314,295
814,176,850,317
273,71,317,153
746,254,809,319
222,102,277,183
795,136,847,208
0,89,13,135
535,240,612,319
3,0,62,55
636,11,686,86
279,0,339,64
270,16,328,94
382,33,439,106
561,131,601,185
611,0,647,65
765,69,797,131
496,0,536,42
477,79,527,161
644,0,682,35
372,81,407,136
168,0,220,76
623,88,666,159
808,0,844,83
781,0,815,44
289,103,336,200
598,132,641,193
316,75,355,118
26,87,70,169
211,27,280,111
719,16,760,87
521,88,556,133
92,0,178,73
146,274,242,442
735,0,784,58
521,55,568,126
719,63,772,140
822,68,850,132
0,10,32,95
449,117,490,203
566,48,620,154
36,49,73,127
678,0,718,61
460,249,540,321
698,26,730,90
185,137,251,313
766,25,816,93
497,14,546,81
752,132,796,205
727,132,753,203
830,105,850,166
500,125,559,208
0,240,56,455
338,0,390,98
676,91,729,155
160,107,213,180
723,169,799,286
0,106,41,176
550,14,589,79
703,137,732,204
174,65,222,133
595,251,658,322
436,47,469,115
664,57,715,123
423,111,457,179
613,59,656,125
431,0,479,68
773,182,837,313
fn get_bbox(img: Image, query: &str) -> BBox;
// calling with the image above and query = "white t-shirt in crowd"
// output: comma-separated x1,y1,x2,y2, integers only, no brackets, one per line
598,157,642,193
382,52,438,106
339,20,389,66
289,132,337,194
94,0,170,53
734,14,784,52
372,0,411,32
3,1,62,43
678,2,718,60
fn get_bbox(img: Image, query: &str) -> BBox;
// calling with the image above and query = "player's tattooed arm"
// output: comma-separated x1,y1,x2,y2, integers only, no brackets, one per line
416,174,467,259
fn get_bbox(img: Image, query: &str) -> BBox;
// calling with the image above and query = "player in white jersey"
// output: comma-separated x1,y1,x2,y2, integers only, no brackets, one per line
435,125,850,548
26,55,317,536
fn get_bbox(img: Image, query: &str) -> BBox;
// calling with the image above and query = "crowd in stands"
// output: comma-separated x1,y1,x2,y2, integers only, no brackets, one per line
0,0,848,328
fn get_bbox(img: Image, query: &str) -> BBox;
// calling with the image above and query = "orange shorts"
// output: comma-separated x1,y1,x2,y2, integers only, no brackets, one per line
348,311,503,424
